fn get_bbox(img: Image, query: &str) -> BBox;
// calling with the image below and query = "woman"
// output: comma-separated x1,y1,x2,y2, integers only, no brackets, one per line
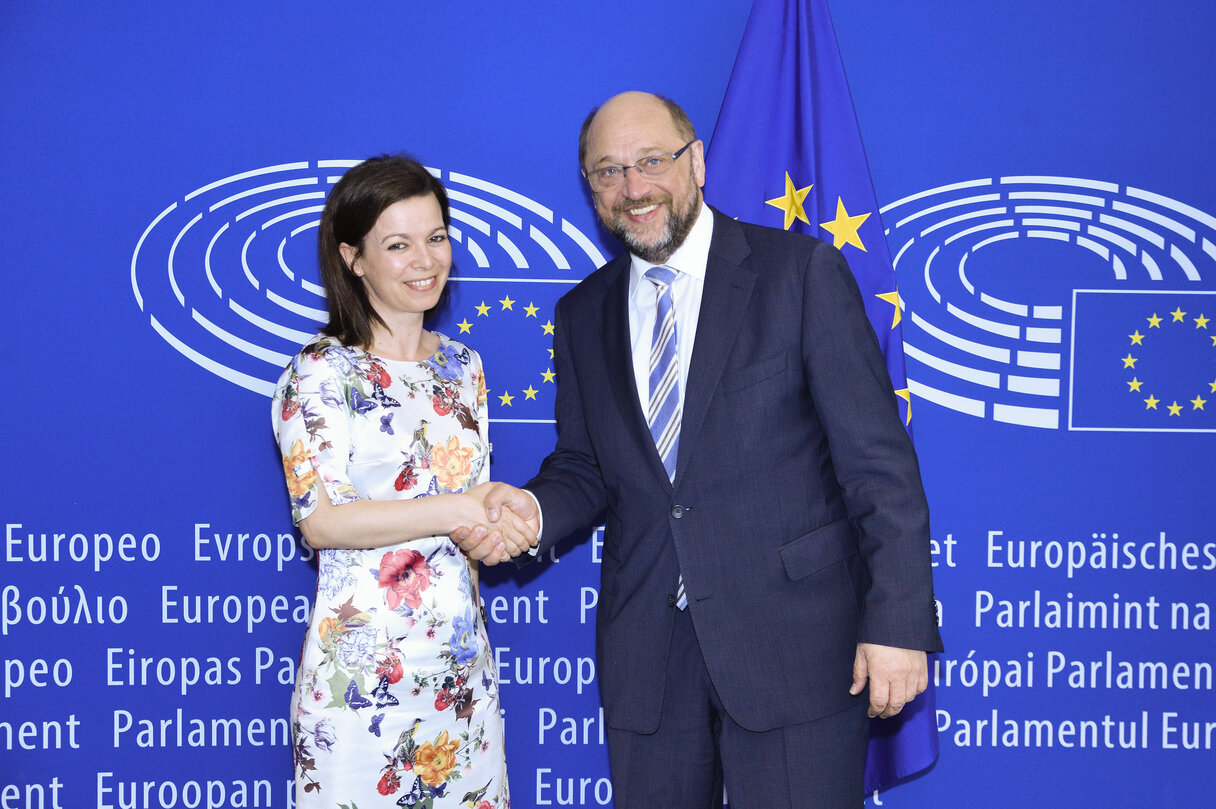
272,155,525,807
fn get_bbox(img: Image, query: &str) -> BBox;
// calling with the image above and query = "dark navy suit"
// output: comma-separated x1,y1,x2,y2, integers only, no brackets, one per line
525,208,942,802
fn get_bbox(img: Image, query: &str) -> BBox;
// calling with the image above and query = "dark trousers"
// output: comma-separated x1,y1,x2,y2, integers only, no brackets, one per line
607,607,868,809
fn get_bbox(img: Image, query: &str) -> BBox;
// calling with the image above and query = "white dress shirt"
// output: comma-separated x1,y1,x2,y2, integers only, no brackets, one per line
627,202,714,408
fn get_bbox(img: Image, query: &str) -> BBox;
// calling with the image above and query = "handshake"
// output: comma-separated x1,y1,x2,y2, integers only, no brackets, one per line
451,482,541,565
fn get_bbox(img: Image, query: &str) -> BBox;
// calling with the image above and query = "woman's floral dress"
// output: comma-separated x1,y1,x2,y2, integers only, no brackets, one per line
272,333,509,809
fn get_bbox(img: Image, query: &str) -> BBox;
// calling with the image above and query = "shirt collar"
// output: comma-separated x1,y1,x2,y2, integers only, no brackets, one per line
628,201,713,298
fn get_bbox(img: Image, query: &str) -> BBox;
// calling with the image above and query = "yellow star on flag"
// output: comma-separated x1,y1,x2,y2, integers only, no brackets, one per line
1129,330,1144,345
894,388,912,426
499,295,515,311
820,197,870,251
524,303,540,318
1121,354,1137,369
1127,377,1143,392
457,319,472,334
475,301,491,317
1211,335,1216,347
541,368,556,383
876,290,902,329
523,385,539,401
1167,401,1183,416
1171,307,1186,322
1195,313,1210,329
1210,379,1216,393
1147,313,1162,328
542,320,555,336
1191,395,1206,411
498,391,514,406
548,348,555,359
764,172,812,230
1144,394,1159,410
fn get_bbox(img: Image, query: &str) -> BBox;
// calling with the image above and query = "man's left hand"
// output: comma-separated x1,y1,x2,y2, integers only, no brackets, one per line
849,643,928,718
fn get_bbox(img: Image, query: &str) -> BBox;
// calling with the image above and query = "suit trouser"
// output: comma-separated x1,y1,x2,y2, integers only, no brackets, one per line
606,607,869,809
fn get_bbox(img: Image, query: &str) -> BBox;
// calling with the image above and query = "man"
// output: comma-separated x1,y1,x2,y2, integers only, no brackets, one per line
458,91,942,808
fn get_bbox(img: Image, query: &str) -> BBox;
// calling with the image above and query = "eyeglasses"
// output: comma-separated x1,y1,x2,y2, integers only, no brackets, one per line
584,141,696,192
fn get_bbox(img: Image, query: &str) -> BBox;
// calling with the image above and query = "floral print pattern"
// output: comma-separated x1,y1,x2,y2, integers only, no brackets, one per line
378,549,433,611
273,334,507,808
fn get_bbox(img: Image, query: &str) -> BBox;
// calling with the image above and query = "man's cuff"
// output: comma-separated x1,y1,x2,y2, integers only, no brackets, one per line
523,488,543,556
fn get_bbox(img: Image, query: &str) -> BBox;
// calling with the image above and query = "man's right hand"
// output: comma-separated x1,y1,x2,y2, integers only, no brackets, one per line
482,482,540,526
452,483,541,565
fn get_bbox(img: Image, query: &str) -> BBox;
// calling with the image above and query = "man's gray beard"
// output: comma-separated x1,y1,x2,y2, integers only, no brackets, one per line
609,191,700,265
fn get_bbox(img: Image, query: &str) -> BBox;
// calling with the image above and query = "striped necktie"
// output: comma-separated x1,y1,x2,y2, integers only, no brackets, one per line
644,266,687,609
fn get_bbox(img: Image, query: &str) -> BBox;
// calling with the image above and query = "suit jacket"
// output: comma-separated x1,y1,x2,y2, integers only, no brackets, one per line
526,207,942,733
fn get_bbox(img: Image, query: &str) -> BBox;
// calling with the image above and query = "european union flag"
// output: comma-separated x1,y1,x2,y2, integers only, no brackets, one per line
441,279,566,420
1070,290,1216,432
704,0,935,792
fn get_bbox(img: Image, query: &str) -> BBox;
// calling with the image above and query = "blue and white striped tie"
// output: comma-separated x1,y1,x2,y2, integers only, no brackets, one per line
645,266,686,609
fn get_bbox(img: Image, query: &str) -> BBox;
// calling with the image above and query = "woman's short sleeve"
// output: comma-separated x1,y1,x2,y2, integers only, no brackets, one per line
271,344,364,524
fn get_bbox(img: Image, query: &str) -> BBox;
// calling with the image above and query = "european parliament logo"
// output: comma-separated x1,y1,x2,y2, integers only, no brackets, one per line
130,161,600,421
885,176,1216,431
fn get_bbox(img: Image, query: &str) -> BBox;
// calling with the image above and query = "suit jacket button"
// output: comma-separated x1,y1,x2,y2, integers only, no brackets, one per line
670,505,684,519
667,594,676,607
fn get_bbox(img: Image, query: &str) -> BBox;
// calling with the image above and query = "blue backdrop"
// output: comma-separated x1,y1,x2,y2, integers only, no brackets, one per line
2,2,1213,807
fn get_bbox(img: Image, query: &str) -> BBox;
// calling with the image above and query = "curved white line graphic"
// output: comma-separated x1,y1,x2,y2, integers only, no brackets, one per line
884,176,1216,430
131,161,603,396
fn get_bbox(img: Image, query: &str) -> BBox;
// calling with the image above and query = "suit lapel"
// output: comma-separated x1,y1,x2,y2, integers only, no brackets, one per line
676,211,756,486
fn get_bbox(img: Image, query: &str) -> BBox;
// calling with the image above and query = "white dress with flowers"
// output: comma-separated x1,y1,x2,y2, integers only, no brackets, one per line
273,333,509,809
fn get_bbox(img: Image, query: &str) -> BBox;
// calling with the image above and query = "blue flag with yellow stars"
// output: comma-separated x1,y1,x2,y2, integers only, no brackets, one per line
704,0,935,793
1070,290,1216,431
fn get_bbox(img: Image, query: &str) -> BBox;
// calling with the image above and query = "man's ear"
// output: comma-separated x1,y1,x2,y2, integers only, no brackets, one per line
691,139,706,188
